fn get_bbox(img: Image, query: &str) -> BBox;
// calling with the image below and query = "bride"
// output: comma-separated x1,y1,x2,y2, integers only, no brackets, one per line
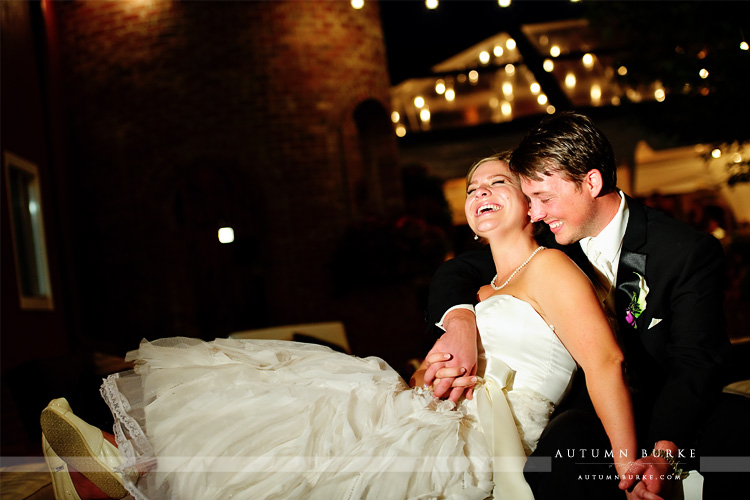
41,153,637,500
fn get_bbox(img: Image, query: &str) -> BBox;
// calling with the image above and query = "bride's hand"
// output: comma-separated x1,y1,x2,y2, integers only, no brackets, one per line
619,457,671,500
410,352,477,395
423,310,478,403
423,352,477,392
434,366,477,392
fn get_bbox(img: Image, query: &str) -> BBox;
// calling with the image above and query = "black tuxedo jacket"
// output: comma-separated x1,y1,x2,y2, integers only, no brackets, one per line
426,196,731,449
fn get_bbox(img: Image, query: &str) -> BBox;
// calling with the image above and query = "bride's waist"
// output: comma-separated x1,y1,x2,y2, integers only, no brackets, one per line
475,377,554,405
471,379,555,431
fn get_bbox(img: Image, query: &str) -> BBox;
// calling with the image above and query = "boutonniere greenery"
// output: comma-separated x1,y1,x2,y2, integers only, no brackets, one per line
625,272,649,328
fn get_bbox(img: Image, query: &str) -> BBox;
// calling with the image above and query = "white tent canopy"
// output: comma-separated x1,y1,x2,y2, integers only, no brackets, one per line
634,141,750,223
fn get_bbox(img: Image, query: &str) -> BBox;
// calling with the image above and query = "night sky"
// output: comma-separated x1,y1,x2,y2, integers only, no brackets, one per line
378,0,584,84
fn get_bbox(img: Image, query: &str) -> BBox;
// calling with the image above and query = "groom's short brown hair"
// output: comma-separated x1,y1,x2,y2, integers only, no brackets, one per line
510,112,617,194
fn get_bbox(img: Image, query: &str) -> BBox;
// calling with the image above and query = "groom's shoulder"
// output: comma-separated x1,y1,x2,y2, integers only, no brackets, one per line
441,246,495,276
453,245,493,263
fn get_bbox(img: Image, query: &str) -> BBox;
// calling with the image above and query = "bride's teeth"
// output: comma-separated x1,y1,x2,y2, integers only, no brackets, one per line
478,204,501,215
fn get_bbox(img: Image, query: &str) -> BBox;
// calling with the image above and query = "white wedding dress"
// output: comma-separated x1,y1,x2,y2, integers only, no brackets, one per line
101,295,576,500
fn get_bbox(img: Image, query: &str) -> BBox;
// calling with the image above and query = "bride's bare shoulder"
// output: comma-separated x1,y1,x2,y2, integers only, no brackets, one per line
530,248,586,279
534,247,572,264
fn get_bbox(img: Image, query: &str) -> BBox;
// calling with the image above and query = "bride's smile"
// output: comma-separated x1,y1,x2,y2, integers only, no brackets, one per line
465,160,528,237
475,202,503,216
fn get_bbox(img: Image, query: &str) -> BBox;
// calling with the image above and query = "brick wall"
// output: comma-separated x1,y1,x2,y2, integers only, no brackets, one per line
47,0,407,351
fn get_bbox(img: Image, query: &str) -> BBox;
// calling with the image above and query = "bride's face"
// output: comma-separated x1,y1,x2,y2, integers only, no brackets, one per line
465,160,530,238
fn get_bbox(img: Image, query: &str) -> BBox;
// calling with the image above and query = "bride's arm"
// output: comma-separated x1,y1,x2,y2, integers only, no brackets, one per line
528,250,638,477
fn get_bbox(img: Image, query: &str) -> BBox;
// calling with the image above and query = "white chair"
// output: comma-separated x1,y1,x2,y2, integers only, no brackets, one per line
679,471,703,500
229,321,351,354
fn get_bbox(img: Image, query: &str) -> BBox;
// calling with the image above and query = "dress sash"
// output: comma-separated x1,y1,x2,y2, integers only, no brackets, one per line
475,360,534,500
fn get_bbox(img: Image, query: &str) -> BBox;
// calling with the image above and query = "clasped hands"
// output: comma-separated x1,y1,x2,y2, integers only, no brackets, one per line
420,309,479,403
420,351,477,401
618,441,681,500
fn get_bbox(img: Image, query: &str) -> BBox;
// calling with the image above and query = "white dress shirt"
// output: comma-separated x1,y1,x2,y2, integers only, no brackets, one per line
578,191,629,323
579,190,629,288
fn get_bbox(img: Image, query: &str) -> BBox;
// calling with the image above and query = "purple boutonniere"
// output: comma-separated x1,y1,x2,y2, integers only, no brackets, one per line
625,272,649,329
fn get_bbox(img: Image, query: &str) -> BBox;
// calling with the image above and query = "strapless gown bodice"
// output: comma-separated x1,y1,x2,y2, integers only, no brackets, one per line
101,295,578,500
476,294,577,406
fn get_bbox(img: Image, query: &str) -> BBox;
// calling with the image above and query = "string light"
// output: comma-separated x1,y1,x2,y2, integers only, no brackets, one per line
590,84,602,105
350,0,364,9
389,6,741,133
218,227,234,244
501,101,512,117
582,53,594,69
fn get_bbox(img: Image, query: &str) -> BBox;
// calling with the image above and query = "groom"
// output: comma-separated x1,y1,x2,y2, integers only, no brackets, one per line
424,112,744,499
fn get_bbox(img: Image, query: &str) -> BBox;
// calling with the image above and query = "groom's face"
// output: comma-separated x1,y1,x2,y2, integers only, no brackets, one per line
521,171,599,245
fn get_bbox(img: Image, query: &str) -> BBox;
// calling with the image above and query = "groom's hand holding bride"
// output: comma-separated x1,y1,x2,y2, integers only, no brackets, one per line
421,308,479,403
619,440,681,500
618,458,671,500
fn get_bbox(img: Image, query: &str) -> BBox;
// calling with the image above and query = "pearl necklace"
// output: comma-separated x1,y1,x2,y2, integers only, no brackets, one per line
491,246,546,291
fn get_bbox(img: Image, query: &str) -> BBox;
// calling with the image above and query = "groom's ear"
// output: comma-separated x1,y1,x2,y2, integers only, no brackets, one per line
583,169,604,198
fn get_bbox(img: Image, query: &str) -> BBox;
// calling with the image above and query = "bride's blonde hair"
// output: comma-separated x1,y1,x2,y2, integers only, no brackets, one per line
466,151,517,188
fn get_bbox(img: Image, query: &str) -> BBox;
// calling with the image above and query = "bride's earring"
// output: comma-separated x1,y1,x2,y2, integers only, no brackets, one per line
474,234,479,241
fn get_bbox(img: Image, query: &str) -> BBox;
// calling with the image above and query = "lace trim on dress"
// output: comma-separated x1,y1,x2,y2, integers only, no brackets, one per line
100,372,160,500
411,385,471,415
506,389,555,455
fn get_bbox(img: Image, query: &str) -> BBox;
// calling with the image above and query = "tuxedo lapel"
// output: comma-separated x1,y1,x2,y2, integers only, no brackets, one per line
616,197,648,331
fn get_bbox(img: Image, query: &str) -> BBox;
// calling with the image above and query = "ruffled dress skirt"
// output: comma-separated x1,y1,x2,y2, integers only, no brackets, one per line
101,337,495,500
